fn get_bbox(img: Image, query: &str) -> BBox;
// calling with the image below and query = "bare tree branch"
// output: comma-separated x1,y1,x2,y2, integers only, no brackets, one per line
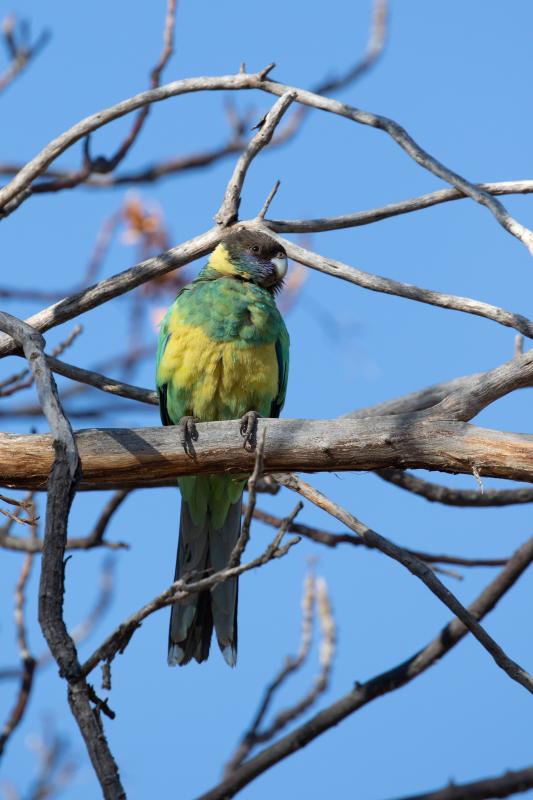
377,469,533,507
198,537,533,800
2,66,532,254
265,233,533,340
225,571,335,773
0,500,37,759
0,312,125,800
267,180,533,233
3,413,533,490
276,473,533,693
215,91,296,226
0,15,50,95
81,518,301,678
251,506,511,568
385,765,533,800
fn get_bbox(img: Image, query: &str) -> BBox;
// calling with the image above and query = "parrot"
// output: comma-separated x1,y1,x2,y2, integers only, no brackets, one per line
156,229,289,667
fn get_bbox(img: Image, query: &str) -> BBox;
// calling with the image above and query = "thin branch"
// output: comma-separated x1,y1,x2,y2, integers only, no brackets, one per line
0,325,82,398
198,537,533,800
226,571,336,773
0,499,37,759
0,15,50,95
267,180,533,233
250,507,510,568
377,469,533,507
276,473,533,694
385,765,533,800
263,232,533,340
81,521,301,677
0,226,222,359
45,355,158,405
229,429,267,567
1,63,532,254
37,0,177,194
256,180,281,221
215,91,296,226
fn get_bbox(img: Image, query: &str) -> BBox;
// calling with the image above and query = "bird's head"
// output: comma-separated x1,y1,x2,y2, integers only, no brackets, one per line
206,229,288,291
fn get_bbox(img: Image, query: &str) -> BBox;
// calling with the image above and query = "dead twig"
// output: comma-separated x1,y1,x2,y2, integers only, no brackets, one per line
225,571,336,774
0,15,50,95
82,514,301,678
0,497,37,759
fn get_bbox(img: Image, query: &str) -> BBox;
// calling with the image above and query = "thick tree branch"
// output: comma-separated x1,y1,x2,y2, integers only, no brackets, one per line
2,416,533,490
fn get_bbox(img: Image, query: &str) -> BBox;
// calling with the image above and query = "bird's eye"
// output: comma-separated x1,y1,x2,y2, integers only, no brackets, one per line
251,245,260,254
276,251,285,259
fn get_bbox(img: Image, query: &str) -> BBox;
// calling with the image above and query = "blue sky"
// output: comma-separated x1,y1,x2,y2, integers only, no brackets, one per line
1,1,533,798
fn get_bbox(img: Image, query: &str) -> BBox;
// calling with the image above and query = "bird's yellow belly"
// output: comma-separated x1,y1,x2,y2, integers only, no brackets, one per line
159,323,278,420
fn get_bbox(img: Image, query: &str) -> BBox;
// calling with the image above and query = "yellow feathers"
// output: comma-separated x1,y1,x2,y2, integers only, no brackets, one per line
158,310,278,421
207,243,240,277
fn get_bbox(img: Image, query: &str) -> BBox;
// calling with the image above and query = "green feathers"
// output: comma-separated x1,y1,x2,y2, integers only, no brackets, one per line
157,229,290,665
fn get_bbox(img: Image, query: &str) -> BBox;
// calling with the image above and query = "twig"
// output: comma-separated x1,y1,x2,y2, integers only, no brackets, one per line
0,325,82,398
215,92,295,226
37,0,177,194
227,573,335,774
198,537,533,800
0,15,50,95
45,355,158,405
82,521,301,677
276,473,533,694
250,507,510,568
229,429,266,567
256,180,281,220
0,498,37,759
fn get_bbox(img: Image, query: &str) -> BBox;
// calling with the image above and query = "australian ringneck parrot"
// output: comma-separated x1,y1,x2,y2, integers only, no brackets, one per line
156,229,289,667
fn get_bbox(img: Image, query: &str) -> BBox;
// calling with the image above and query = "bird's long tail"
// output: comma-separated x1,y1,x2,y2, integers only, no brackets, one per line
168,498,241,667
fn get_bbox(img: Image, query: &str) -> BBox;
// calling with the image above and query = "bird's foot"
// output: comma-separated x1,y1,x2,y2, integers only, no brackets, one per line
178,415,198,457
240,410,261,451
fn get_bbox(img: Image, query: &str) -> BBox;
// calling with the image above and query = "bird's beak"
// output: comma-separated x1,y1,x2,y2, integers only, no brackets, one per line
271,255,288,281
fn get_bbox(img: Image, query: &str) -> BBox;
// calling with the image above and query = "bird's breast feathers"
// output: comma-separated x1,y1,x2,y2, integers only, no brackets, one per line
157,281,283,421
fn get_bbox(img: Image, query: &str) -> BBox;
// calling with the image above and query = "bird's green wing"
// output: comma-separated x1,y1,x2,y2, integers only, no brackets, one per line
156,304,177,426
270,321,290,418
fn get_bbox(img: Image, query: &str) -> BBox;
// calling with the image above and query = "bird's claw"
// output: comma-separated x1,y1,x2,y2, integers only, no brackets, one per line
240,410,260,451
178,415,198,457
